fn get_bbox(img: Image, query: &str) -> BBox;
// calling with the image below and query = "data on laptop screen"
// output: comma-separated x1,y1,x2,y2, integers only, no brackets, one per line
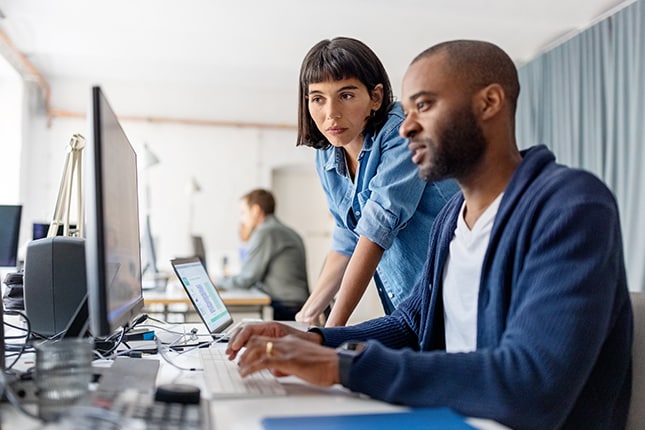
171,257,233,334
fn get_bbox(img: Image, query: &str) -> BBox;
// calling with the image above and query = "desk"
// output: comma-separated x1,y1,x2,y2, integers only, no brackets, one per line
143,282,273,321
1,336,508,430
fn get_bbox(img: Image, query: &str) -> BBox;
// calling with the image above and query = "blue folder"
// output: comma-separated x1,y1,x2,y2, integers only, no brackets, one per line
261,407,475,429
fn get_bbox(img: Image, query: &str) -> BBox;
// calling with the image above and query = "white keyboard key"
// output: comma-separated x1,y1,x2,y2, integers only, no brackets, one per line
199,348,287,398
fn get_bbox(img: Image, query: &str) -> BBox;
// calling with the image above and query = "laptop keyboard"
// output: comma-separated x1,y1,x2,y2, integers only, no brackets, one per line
200,348,287,397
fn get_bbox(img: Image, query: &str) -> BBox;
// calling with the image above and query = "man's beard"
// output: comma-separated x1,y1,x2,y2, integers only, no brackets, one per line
416,106,487,183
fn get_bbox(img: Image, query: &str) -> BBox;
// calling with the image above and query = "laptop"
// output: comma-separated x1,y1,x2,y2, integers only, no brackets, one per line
170,256,234,340
171,256,287,398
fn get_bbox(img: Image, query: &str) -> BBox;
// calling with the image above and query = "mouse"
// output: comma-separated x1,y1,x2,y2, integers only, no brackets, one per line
154,383,201,404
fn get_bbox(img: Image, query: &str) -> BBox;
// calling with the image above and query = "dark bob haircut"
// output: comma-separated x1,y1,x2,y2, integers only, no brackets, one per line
296,37,394,149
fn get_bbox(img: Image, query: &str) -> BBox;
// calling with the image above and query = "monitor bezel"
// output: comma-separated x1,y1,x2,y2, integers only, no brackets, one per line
85,86,144,338
0,204,22,268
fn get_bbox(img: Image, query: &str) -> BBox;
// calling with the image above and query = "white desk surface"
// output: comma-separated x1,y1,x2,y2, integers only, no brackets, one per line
1,322,509,430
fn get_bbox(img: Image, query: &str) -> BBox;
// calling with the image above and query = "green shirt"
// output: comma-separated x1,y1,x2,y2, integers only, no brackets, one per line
218,215,309,303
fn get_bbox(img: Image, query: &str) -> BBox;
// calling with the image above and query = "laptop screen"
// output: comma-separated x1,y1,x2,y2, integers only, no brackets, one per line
170,257,233,334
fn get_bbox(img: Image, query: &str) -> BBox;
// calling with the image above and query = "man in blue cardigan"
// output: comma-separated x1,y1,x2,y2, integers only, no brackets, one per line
226,40,633,430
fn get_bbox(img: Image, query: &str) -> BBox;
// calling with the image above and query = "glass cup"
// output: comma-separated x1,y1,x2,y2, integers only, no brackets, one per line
35,338,93,421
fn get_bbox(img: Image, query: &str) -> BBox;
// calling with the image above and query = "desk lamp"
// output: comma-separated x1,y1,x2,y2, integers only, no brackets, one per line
49,134,85,238
187,176,201,236
141,144,168,289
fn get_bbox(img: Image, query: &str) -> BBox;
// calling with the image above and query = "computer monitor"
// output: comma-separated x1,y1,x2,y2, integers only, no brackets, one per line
0,205,22,268
191,235,207,271
32,222,78,240
85,86,144,338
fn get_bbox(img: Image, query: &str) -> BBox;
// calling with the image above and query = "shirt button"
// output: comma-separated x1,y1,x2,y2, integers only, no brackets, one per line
355,211,360,216
388,292,394,298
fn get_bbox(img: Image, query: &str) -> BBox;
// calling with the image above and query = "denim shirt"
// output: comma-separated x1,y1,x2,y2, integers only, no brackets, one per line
314,102,459,311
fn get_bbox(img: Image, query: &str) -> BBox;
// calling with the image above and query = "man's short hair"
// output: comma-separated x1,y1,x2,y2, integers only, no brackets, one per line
413,40,520,114
242,189,276,215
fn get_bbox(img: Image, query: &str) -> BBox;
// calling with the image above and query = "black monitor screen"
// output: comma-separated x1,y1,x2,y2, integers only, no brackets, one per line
0,205,22,267
32,222,77,240
85,86,144,337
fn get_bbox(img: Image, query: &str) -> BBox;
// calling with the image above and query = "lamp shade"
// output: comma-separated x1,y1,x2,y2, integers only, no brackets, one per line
191,177,202,193
143,143,160,168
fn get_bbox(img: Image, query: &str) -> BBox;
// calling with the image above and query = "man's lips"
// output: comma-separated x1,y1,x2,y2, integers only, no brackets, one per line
408,141,426,164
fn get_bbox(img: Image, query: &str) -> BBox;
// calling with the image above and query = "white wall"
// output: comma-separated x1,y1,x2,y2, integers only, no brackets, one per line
17,78,384,323
20,83,317,276
0,57,23,205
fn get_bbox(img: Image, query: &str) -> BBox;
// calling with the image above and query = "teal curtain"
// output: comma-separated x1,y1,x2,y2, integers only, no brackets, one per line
516,0,645,291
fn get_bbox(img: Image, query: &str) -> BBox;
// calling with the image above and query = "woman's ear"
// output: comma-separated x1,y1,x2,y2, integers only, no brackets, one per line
370,84,384,111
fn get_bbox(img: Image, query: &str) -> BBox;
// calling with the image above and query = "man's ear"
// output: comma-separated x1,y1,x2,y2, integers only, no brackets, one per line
476,83,505,121
251,203,264,219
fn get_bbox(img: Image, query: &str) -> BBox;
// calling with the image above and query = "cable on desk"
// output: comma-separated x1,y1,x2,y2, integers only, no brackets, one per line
3,310,34,371
0,370,41,421
154,336,227,372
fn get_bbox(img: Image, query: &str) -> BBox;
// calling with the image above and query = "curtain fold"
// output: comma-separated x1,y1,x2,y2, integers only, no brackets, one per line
517,0,645,291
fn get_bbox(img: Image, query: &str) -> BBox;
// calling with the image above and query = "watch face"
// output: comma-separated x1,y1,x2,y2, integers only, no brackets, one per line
338,341,367,355
337,341,367,386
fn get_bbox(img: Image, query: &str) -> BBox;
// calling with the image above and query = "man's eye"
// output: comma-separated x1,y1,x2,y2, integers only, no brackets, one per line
416,99,434,111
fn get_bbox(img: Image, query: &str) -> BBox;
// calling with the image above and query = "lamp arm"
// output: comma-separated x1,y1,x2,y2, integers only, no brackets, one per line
48,134,86,238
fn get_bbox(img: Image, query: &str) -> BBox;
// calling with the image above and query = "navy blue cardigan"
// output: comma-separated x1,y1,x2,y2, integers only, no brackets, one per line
321,145,632,430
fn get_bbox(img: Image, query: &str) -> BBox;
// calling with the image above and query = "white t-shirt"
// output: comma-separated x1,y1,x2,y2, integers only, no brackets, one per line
443,193,503,353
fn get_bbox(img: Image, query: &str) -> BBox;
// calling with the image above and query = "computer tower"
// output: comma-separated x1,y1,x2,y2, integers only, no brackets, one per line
23,237,86,337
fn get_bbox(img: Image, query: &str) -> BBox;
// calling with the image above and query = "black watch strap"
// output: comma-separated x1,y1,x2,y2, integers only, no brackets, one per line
336,341,367,386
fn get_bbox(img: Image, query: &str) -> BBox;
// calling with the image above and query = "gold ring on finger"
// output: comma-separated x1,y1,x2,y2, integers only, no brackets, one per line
266,341,273,357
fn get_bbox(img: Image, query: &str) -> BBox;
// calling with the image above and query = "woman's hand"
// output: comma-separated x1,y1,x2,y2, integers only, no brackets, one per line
295,310,325,326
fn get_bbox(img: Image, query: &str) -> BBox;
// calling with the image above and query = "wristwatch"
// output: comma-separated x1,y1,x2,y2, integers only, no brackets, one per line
336,341,368,386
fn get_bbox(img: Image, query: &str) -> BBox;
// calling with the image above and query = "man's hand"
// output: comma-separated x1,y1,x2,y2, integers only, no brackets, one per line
225,321,322,360
236,334,340,387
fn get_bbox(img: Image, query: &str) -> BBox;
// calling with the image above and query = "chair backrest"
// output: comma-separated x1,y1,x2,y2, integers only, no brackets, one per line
627,291,645,430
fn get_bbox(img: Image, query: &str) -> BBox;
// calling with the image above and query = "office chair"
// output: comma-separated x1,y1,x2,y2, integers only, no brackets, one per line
627,291,645,430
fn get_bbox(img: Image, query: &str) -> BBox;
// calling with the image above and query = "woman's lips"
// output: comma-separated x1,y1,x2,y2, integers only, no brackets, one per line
327,127,346,135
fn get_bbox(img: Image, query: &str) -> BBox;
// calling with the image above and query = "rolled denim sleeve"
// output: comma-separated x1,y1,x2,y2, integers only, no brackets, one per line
330,223,357,256
354,127,427,250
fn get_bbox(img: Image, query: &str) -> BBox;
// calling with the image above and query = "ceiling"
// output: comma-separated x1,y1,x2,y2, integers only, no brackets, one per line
0,0,633,125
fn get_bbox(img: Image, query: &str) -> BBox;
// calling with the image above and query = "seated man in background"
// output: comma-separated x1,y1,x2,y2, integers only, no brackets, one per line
225,40,633,429
217,189,310,321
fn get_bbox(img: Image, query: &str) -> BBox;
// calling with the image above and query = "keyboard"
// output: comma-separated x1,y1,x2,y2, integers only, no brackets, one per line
94,357,160,392
199,347,287,397
54,357,210,429
86,388,209,430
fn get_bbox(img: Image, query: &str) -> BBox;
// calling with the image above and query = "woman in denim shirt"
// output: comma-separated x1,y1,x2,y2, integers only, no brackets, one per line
295,37,458,326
